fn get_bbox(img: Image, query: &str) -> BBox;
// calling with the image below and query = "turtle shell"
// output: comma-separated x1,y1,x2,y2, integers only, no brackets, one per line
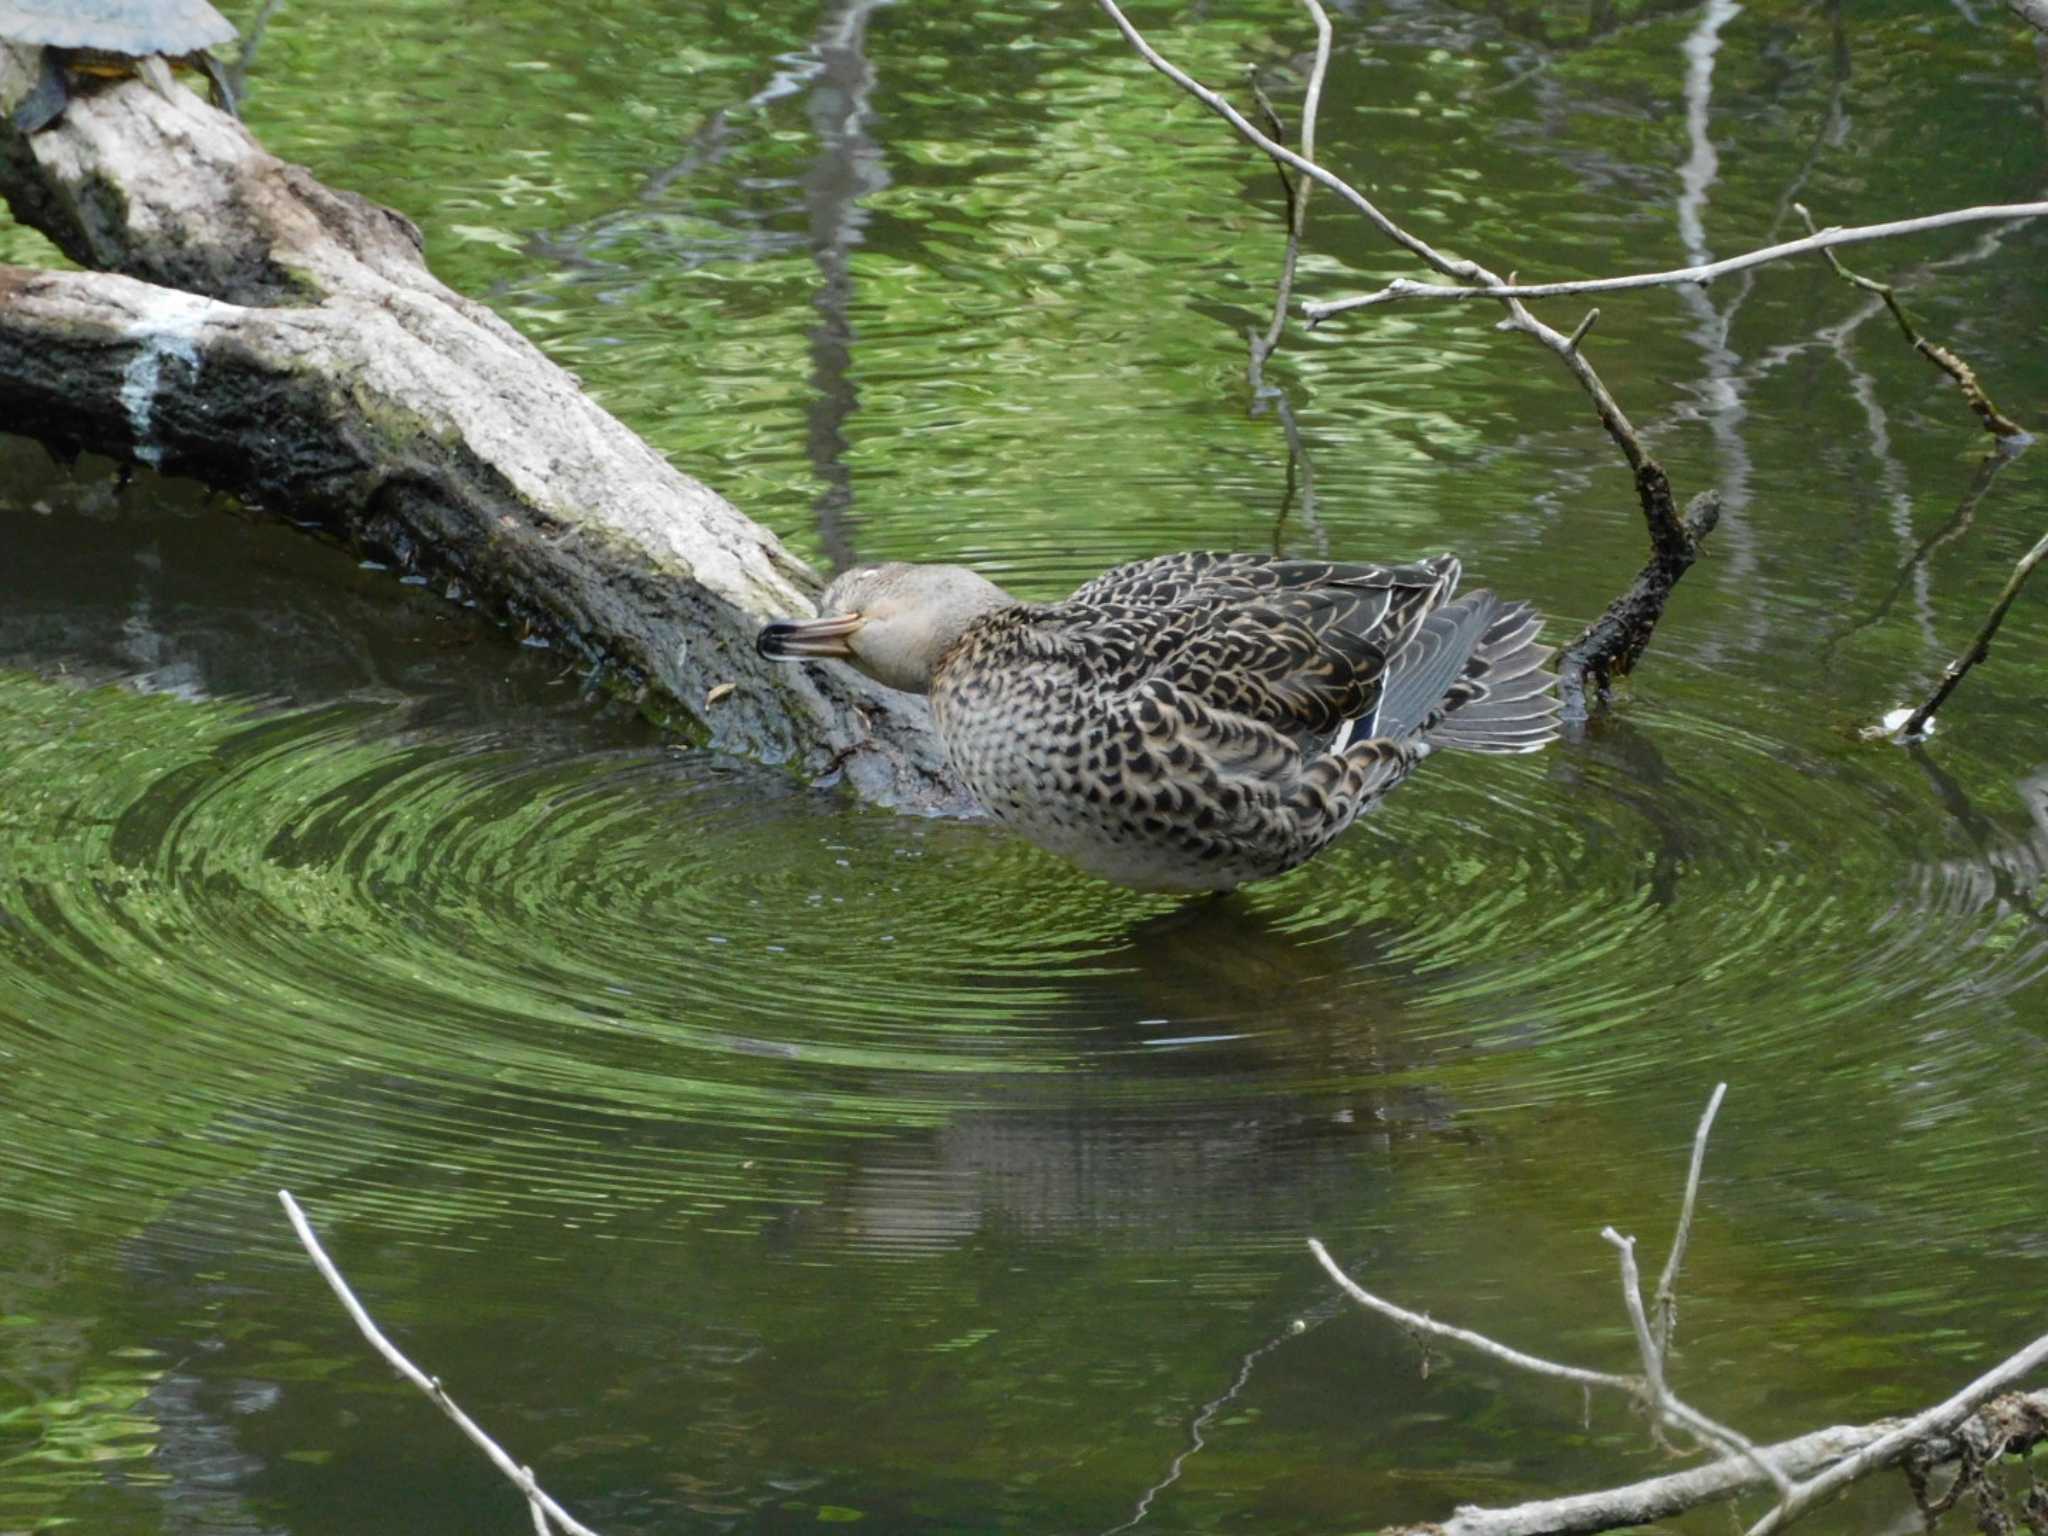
0,0,236,56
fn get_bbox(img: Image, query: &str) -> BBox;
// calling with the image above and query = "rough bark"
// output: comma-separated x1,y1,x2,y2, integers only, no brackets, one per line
0,46,960,810
1558,486,1722,719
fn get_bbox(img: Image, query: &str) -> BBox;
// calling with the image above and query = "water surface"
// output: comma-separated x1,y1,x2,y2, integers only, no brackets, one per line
3,2,2047,1532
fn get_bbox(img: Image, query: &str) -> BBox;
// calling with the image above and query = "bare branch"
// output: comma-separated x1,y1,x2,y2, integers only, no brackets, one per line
1602,1231,1670,1423
1304,202,2048,319
1793,204,2027,439
277,1191,604,1536
1094,0,1714,718
1311,1078,2048,1536
1432,1393,2048,1536
1248,0,1333,388
1307,1238,1635,1394
1886,527,2048,741
1601,1226,1791,1495
1742,1328,2048,1536
1090,1,1653,472
1092,0,1458,278
1653,1081,1726,1359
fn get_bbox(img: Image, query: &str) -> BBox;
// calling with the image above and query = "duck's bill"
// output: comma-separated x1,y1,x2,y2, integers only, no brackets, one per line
756,612,863,660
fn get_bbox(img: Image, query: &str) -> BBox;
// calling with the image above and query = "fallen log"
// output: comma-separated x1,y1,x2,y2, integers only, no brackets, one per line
0,43,960,811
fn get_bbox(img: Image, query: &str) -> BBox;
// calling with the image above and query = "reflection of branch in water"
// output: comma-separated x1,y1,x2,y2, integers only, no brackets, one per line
799,0,898,572
1545,710,1700,910
1098,1301,1340,1536
1904,760,2048,937
1824,446,2018,664
1671,0,1759,605
1242,9,1331,557
1263,386,1327,557
528,16,864,282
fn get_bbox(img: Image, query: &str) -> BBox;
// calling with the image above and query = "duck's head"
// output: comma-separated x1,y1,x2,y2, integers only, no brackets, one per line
756,562,1014,695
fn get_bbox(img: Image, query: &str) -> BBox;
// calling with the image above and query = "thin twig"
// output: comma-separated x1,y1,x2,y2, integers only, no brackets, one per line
1098,0,1725,716
1601,1227,1791,1495
1602,1232,1671,1429
1892,528,2048,739
1304,202,2048,319
1653,1081,1726,1360
1093,0,1460,279
1792,204,2026,439
1307,1239,1635,1394
277,1191,604,1536
1247,0,1332,390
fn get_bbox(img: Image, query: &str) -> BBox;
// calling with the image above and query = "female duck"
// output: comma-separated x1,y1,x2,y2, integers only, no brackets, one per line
758,552,1556,892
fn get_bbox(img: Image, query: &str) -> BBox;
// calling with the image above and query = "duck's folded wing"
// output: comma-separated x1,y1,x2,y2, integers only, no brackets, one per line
1069,552,1456,615
1145,600,1386,744
1063,553,1467,747
1105,678,1418,845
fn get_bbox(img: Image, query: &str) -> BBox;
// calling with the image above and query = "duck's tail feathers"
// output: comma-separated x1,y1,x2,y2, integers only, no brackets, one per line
1355,592,1559,755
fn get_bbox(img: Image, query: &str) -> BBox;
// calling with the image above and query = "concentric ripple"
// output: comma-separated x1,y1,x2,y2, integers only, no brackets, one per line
7,658,2044,1259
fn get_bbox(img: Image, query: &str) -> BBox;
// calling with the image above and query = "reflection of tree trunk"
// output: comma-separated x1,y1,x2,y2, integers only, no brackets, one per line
1673,0,1757,607
802,0,896,573
0,47,959,810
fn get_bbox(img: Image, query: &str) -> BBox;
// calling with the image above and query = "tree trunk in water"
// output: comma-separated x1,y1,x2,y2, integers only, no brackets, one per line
0,45,962,812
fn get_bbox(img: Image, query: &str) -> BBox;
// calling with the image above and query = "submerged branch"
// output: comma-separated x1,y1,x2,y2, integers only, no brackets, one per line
1558,491,1721,718
1742,1329,2048,1536
1308,1089,2048,1536
1419,1392,2048,1536
1886,527,2048,741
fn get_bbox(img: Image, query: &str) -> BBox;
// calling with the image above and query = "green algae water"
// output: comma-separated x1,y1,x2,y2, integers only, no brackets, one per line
4,2,2048,1532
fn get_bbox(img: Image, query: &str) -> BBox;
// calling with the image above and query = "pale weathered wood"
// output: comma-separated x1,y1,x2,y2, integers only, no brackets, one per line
0,46,959,809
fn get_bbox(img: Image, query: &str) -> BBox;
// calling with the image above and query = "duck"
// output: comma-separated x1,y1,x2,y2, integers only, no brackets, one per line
757,552,1558,893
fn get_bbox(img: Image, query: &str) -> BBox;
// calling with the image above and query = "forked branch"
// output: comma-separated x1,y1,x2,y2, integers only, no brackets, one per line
1307,1089,2048,1536
1093,0,1697,702
1793,203,2028,440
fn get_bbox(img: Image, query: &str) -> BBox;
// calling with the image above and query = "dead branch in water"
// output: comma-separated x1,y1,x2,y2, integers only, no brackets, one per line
1308,1087,2048,1536
278,1191,604,1536
1793,203,2028,440
1093,0,1714,711
0,41,956,811
1880,527,2048,743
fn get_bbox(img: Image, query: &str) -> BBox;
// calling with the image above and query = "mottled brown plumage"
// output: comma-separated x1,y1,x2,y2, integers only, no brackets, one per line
759,552,1558,892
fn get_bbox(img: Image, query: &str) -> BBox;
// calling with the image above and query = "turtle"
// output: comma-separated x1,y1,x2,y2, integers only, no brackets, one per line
2,0,240,134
